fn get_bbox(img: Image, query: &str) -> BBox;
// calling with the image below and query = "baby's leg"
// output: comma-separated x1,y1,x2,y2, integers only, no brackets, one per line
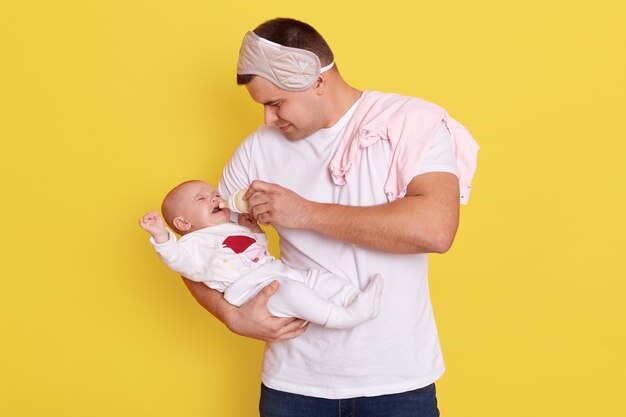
301,268,361,306
325,274,383,329
265,279,335,326
267,275,383,329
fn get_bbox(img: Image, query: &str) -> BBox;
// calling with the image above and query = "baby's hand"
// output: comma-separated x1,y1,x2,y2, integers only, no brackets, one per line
238,213,262,233
139,210,170,243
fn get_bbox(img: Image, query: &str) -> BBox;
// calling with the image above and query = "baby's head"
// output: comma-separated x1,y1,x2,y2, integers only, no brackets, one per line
161,180,230,235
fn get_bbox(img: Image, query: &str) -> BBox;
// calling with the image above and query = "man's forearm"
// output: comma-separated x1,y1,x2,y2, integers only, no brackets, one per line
180,277,309,341
181,278,234,326
304,195,457,254
300,172,460,254
249,172,460,254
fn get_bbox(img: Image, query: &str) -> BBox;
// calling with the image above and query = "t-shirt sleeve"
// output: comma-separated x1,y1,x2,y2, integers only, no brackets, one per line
412,121,459,178
218,134,255,200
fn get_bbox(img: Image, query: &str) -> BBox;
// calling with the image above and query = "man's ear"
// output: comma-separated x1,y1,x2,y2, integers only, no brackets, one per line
173,216,191,232
313,74,327,95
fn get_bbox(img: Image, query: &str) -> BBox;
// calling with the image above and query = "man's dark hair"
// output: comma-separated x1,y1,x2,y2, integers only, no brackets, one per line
237,17,335,85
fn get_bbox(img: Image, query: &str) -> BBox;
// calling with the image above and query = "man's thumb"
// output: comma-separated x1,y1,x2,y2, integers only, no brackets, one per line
261,280,279,298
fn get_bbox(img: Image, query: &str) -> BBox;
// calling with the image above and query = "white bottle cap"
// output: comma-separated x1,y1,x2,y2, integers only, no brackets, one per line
227,188,249,213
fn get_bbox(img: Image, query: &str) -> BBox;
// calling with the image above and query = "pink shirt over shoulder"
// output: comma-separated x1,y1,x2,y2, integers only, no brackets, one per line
329,90,479,204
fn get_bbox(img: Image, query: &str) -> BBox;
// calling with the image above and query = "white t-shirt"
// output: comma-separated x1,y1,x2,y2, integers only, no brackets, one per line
218,96,459,399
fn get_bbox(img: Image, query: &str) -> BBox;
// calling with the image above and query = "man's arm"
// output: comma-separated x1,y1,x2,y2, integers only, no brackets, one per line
181,278,308,342
247,171,460,254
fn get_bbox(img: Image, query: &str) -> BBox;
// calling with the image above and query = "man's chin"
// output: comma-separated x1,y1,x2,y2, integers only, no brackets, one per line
282,129,308,141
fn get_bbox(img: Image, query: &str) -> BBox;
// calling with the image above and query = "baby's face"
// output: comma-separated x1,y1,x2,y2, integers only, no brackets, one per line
175,181,230,231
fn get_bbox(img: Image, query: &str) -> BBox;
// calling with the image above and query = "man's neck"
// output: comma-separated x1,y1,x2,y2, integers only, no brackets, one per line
324,80,362,128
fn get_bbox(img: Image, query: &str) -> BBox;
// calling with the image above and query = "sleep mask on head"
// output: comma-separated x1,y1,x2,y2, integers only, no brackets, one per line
237,31,335,92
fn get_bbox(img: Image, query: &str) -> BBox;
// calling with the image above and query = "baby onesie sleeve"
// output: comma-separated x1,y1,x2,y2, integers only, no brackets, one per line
150,229,208,282
253,232,269,249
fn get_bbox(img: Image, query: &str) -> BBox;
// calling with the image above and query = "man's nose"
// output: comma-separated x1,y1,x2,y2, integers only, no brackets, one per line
264,106,277,126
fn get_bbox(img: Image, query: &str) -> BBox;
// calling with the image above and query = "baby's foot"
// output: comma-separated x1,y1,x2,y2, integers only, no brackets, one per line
352,273,383,319
325,274,383,329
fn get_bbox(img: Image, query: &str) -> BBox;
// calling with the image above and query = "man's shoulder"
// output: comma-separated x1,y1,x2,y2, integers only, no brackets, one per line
230,126,287,168
240,125,284,147
361,90,445,116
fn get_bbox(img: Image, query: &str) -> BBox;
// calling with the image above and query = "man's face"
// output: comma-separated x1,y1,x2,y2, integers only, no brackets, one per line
245,76,325,141
176,181,230,231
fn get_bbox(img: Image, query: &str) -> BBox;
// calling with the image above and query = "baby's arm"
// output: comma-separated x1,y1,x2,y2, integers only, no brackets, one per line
237,213,263,233
139,210,170,243
139,211,203,280
237,213,269,249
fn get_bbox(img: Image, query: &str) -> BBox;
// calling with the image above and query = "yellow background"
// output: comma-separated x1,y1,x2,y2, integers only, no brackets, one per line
1,0,625,416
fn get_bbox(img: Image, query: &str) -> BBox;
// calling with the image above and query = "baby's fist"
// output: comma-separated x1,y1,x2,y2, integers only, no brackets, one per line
238,213,262,233
139,210,169,242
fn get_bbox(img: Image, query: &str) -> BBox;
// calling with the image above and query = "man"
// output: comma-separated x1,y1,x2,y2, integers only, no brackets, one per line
183,17,478,417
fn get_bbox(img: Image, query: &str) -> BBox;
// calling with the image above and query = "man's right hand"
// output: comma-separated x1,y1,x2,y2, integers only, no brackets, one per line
182,278,308,342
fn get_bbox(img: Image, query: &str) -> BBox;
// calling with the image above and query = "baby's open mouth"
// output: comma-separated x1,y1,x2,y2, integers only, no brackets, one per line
212,206,221,213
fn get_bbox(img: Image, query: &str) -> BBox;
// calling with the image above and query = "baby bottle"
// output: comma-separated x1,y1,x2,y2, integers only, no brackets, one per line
219,188,250,214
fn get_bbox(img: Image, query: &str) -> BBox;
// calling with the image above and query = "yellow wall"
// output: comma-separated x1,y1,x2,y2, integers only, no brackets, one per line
2,1,625,416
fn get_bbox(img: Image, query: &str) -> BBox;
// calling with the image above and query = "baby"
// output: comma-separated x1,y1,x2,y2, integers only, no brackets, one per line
139,180,383,329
